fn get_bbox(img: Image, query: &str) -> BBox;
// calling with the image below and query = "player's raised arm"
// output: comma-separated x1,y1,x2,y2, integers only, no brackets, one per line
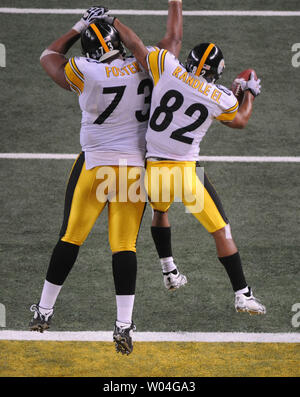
106,0,183,71
156,0,183,57
39,6,108,90
40,29,79,91
222,71,261,129
112,18,149,71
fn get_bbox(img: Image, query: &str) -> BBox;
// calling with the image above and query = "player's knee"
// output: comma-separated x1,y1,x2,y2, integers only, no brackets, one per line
150,202,171,214
152,209,170,227
211,223,233,240
153,209,168,219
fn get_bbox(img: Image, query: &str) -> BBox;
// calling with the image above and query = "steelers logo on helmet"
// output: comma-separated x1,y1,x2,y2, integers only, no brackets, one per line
81,21,126,62
186,42,225,83
217,58,225,77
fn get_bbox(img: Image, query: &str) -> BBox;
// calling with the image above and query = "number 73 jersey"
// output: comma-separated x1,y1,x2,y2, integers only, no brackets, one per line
145,50,239,161
64,54,154,169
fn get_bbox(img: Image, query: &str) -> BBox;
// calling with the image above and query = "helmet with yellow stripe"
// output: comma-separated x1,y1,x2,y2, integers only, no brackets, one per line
186,43,225,83
81,21,126,62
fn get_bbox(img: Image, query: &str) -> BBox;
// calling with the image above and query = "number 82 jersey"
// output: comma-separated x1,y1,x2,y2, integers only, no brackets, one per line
145,49,239,161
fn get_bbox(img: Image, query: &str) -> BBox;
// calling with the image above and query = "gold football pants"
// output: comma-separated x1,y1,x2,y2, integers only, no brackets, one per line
59,153,146,252
145,160,228,233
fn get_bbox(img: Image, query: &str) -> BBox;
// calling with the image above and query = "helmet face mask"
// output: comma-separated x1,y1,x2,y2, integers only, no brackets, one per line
186,43,225,83
81,21,126,62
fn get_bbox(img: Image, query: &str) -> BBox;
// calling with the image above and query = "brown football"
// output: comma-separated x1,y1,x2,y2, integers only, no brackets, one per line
231,69,257,103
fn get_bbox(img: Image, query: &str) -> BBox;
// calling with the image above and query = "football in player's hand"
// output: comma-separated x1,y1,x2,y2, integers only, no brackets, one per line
231,69,257,103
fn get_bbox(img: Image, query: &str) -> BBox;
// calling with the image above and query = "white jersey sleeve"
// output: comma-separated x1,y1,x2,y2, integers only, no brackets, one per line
146,49,176,86
214,84,239,122
64,56,86,95
146,46,160,53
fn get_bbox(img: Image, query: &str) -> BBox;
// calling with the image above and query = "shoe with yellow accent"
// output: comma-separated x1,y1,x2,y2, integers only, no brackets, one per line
29,304,54,332
235,287,266,315
163,269,187,291
113,321,136,355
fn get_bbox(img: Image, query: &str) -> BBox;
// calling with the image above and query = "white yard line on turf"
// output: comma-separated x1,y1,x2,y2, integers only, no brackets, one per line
1,153,300,162
0,153,78,160
0,8,300,16
0,330,299,342
198,156,300,163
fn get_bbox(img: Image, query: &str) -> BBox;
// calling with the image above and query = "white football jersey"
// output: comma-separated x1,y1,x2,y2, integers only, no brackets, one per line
145,50,239,161
64,50,156,169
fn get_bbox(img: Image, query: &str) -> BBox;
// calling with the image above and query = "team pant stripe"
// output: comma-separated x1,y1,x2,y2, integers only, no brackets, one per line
59,152,85,239
204,172,229,225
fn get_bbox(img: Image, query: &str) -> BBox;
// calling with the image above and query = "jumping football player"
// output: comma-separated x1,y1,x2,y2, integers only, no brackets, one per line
97,9,266,316
29,2,184,355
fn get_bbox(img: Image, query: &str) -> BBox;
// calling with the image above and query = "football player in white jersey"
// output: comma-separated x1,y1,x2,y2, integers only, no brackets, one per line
29,2,184,355
98,12,266,316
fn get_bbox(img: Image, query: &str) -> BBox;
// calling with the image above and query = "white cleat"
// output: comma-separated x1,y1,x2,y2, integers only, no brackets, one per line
163,270,187,291
235,287,266,315
29,304,54,332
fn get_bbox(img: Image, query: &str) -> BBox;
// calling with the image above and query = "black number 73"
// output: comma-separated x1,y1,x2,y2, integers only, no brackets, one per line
94,79,153,125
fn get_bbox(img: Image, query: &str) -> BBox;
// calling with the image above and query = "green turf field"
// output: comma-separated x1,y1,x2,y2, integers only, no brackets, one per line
1,0,300,337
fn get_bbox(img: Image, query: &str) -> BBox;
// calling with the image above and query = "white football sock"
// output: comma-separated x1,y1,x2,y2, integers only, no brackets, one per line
116,295,135,324
39,280,62,310
235,286,250,296
160,257,177,273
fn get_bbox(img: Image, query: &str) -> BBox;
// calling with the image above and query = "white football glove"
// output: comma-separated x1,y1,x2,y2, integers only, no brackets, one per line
91,14,116,25
72,6,109,33
240,71,261,97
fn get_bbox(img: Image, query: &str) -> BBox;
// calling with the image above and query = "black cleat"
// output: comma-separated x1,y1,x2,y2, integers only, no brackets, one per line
113,321,136,355
29,304,54,332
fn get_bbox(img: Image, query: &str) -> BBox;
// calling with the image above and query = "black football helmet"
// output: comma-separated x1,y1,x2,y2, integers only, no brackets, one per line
81,21,126,62
186,43,225,83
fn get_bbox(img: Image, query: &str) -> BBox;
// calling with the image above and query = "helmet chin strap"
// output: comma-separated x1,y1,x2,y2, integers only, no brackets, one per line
85,49,121,62
203,71,220,84
205,76,216,83
99,49,121,62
